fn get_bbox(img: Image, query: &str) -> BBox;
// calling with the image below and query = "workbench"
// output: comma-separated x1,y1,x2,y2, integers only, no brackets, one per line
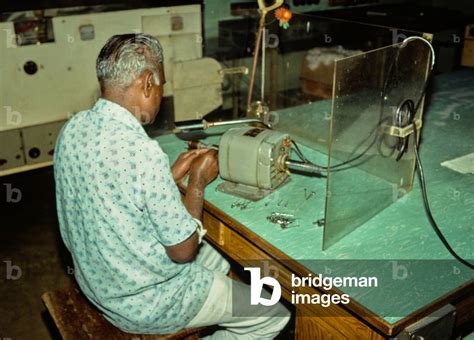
156,69,474,339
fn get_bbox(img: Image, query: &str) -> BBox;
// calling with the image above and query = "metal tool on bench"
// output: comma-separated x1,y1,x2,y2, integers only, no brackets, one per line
187,125,322,201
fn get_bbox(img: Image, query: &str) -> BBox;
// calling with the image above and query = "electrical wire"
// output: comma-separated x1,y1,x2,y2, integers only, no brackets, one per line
291,139,310,163
292,139,378,173
292,45,401,172
401,36,436,71
292,124,473,269
291,36,473,269
412,122,473,269
292,36,428,172
395,36,470,269
396,68,472,269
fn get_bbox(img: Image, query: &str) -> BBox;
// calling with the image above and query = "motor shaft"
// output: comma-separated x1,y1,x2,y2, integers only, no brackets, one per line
187,140,219,150
285,160,323,175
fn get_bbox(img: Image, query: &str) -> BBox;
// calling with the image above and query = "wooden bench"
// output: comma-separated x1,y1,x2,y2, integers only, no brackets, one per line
41,285,203,339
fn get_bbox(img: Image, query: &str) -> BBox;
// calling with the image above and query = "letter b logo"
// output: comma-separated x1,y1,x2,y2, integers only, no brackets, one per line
245,267,281,306
4,260,22,280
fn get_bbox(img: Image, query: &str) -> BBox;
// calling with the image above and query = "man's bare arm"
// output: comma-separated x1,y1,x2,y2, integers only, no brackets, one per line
165,150,218,263
165,176,204,263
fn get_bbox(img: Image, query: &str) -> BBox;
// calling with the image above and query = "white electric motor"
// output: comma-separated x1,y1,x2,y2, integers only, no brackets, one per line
217,126,292,200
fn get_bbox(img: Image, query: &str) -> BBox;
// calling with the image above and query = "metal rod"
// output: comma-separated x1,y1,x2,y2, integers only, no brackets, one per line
173,118,271,133
187,141,219,150
248,1,283,111
261,27,266,103
246,14,267,111
204,118,270,129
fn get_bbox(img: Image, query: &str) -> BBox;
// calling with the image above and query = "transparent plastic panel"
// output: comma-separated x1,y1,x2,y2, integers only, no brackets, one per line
323,40,432,250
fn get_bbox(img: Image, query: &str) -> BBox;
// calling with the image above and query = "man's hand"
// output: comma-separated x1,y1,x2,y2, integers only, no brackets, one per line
189,149,219,186
171,149,208,184
183,149,218,223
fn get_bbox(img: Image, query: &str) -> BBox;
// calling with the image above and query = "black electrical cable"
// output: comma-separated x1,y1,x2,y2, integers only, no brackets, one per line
394,99,414,161
412,124,474,269
290,46,401,172
291,52,473,269
292,120,474,269
291,140,311,163
291,139,377,173
396,39,472,268
317,37,431,170
292,36,432,172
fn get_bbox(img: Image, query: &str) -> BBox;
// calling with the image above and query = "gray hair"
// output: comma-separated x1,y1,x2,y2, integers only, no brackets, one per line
96,33,164,90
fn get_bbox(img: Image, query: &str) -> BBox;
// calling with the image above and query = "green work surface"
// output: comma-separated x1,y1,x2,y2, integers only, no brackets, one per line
156,69,473,324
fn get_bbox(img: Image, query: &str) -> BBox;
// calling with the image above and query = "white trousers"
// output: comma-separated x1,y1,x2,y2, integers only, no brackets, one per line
187,242,291,339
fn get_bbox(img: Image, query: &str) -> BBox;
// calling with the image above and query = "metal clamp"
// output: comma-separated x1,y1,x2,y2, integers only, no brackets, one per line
381,119,422,138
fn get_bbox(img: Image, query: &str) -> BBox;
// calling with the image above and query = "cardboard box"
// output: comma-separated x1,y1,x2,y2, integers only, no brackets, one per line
461,24,474,67
300,47,361,99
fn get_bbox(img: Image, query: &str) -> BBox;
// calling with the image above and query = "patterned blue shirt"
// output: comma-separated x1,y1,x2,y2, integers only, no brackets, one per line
54,98,213,334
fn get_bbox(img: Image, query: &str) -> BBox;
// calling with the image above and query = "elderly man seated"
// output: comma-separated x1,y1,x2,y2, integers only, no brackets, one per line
54,34,290,339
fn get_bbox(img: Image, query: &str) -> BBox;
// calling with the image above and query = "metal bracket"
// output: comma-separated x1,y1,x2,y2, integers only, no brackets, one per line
381,119,422,138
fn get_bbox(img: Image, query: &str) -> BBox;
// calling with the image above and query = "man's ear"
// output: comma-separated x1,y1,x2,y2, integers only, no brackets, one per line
143,70,154,98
